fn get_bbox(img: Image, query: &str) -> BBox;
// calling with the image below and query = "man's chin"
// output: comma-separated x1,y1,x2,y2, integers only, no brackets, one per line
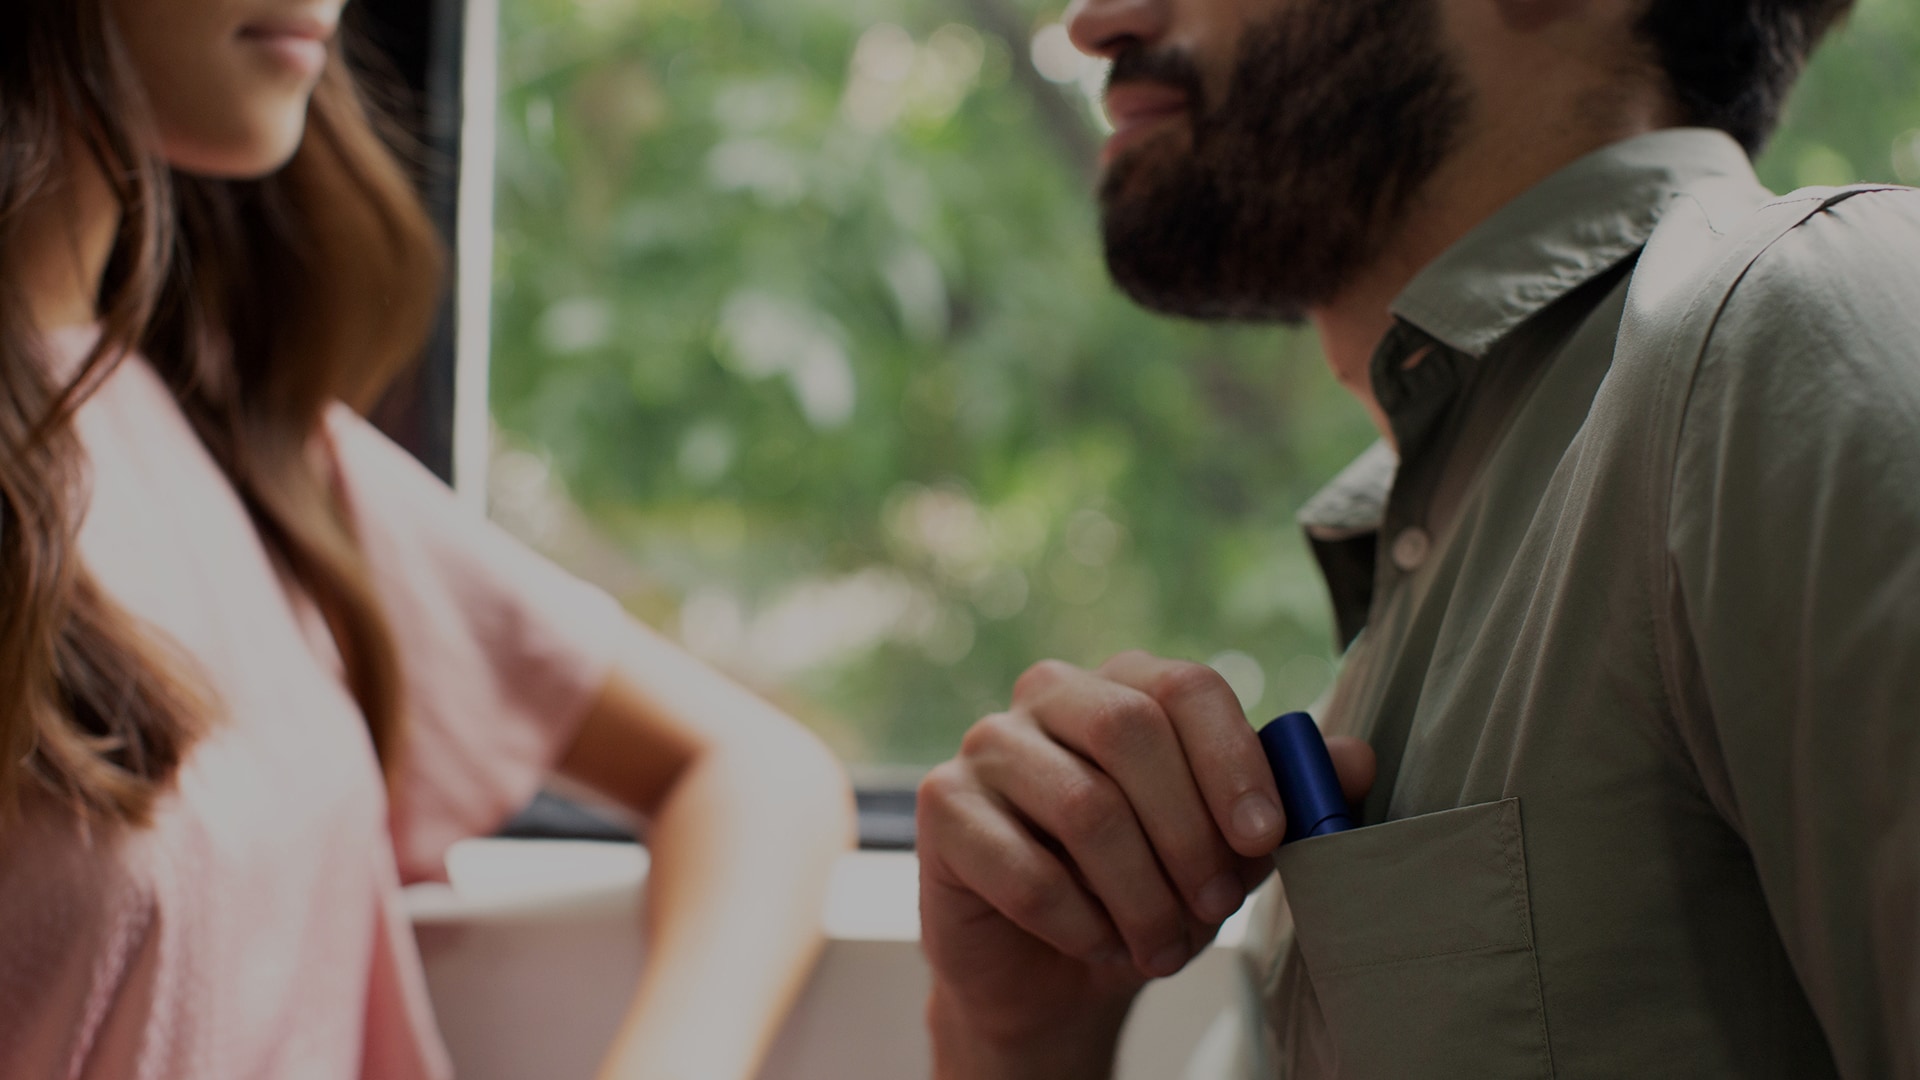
1102,240,1310,326
1097,128,1193,205
1099,203,1314,326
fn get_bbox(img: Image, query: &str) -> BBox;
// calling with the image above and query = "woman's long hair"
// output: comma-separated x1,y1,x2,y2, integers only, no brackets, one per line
0,2,443,826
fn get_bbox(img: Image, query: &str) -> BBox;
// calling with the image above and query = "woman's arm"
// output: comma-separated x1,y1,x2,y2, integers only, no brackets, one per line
554,619,856,1080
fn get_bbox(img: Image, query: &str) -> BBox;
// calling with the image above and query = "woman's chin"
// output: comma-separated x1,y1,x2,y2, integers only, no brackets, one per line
161,113,309,181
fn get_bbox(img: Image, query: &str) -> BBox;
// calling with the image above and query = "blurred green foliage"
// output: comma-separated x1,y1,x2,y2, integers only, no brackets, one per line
488,0,1920,765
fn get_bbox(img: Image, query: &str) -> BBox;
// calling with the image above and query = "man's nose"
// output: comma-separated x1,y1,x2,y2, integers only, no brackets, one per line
1065,0,1170,59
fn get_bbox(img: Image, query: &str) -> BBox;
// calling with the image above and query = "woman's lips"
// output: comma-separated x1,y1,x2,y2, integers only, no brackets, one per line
238,13,335,78
1101,82,1192,165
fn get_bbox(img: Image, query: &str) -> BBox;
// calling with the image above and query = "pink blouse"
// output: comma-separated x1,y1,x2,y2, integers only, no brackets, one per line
0,331,626,1078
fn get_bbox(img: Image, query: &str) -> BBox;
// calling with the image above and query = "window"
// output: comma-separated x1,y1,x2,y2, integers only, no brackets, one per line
439,0,1920,774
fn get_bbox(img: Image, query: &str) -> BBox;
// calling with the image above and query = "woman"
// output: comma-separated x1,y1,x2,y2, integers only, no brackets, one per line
0,1,855,1077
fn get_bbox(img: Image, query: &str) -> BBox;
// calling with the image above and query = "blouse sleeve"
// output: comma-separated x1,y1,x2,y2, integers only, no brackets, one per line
323,406,628,884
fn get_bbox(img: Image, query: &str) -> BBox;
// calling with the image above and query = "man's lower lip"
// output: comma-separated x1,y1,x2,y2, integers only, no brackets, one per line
1101,115,1185,165
242,35,328,77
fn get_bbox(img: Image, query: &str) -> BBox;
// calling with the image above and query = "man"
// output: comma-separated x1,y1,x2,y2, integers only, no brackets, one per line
915,0,1920,1077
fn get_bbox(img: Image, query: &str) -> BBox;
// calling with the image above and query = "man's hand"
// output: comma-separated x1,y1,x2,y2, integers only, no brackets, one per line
916,651,1376,1079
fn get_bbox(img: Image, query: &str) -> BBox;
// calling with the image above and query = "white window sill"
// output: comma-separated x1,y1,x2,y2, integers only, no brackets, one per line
408,839,1253,1080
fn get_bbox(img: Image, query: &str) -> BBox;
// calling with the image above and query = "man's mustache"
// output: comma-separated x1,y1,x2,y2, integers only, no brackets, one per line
1105,46,1208,117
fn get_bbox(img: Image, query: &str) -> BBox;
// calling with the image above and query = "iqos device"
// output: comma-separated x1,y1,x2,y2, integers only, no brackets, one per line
1257,712,1355,844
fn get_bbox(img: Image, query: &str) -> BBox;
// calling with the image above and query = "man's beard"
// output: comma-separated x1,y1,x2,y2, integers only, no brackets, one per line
1100,0,1469,323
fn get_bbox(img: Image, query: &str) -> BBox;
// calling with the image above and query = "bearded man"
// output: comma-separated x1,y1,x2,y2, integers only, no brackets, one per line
914,0,1920,1077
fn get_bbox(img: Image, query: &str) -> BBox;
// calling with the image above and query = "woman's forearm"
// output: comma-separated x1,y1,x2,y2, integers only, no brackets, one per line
556,624,856,1079
595,722,853,1080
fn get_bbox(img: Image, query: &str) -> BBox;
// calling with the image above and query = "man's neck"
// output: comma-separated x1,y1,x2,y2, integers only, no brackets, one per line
21,146,120,336
1312,116,1674,450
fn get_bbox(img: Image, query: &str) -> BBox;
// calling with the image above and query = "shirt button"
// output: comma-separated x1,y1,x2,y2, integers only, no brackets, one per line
1391,528,1431,572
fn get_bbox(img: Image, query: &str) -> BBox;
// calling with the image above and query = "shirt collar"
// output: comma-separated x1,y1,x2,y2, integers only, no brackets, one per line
1298,439,1398,542
1390,128,1757,359
1305,126,1763,536
1297,129,1762,646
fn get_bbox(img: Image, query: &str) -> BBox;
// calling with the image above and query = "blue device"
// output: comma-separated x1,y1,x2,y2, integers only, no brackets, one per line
1257,712,1355,844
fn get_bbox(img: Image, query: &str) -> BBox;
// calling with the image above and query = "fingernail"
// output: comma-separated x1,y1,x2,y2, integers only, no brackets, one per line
1148,942,1190,977
1196,873,1245,924
1232,793,1283,843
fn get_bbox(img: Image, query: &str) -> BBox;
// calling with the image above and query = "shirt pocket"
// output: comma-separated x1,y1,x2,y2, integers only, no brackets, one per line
1273,798,1552,1080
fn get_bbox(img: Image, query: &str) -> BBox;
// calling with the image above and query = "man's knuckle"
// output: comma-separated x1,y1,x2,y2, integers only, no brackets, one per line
1013,658,1074,700
999,865,1064,925
1053,775,1124,844
915,762,966,816
957,711,1015,758
1151,661,1227,705
1081,693,1160,758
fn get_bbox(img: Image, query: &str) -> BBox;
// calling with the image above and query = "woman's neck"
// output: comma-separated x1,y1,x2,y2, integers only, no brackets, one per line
22,148,120,335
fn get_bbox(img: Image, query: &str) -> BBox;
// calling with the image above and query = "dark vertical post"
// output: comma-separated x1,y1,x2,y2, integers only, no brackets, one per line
349,0,467,483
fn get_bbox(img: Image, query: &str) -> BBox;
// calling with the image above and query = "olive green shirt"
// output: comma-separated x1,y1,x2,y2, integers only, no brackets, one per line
1230,129,1920,1080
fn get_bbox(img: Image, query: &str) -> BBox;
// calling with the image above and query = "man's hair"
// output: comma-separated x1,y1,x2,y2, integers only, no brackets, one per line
1637,0,1857,156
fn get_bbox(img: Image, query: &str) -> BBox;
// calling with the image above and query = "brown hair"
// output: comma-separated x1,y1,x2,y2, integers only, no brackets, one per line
1637,0,1857,155
0,2,443,826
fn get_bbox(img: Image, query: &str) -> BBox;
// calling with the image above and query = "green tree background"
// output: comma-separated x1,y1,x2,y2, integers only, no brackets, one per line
487,0,1920,767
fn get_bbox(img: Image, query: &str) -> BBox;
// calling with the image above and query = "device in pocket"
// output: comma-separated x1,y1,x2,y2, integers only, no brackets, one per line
1258,712,1356,844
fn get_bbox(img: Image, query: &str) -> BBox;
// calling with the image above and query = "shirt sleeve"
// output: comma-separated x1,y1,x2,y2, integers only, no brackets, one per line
323,406,629,884
1666,190,1920,1080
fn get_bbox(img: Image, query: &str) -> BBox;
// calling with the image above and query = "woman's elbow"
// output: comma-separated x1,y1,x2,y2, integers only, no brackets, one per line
724,715,858,849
